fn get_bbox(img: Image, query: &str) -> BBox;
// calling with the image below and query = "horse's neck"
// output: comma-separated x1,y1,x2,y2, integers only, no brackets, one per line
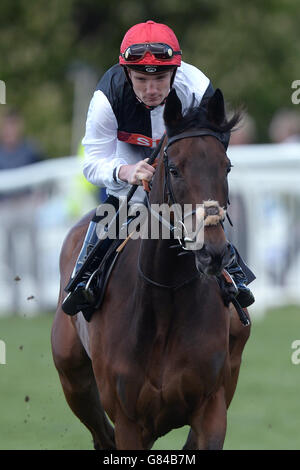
139,238,198,290
131,238,201,357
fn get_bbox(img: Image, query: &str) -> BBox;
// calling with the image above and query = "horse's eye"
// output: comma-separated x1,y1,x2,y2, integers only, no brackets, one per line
169,166,179,177
227,164,233,174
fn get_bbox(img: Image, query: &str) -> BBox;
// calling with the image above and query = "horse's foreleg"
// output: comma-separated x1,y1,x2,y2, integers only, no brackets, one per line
226,306,251,408
114,407,145,450
51,307,115,450
187,387,227,450
182,428,197,450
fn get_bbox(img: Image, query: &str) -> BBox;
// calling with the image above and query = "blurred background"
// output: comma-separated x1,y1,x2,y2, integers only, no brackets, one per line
0,0,300,450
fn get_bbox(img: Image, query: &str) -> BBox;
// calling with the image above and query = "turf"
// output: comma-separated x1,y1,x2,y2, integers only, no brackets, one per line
0,305,299,450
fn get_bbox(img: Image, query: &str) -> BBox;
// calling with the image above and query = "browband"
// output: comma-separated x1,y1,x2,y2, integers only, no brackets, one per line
165,129,229,152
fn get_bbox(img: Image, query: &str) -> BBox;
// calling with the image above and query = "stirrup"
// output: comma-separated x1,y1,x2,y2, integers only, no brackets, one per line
62,288,93,316
62,269,100,316
236,287,255,308
223,268,255,308
220,270,251,327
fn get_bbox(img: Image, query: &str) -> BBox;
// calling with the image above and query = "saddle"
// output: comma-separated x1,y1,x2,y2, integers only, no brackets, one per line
79,235,131,322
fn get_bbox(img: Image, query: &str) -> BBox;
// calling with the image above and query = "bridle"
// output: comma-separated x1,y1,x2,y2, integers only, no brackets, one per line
144,129,228,250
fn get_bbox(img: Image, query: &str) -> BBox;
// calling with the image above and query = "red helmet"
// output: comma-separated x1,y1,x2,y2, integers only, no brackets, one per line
119,20,182,72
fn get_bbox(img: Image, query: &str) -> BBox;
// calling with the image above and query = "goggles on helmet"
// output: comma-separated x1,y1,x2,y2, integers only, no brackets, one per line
120,43,182,62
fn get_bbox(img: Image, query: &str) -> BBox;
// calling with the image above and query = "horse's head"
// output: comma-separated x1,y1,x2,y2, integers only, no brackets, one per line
152,88,240,276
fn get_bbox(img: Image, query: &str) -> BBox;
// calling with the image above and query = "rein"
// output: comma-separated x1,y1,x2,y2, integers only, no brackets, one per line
144,129,227,250
137,255,200,290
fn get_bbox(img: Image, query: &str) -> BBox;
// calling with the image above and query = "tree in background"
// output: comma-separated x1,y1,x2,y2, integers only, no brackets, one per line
0,0,299,157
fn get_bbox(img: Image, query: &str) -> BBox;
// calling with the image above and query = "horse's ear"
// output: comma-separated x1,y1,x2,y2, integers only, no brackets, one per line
207,88,226,126
164,88,183,130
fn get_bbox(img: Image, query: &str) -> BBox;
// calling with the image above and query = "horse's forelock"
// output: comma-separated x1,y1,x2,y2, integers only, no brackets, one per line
165,105,242,138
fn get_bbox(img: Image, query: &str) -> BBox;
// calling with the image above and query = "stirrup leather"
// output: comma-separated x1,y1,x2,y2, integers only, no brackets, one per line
222,269,238,296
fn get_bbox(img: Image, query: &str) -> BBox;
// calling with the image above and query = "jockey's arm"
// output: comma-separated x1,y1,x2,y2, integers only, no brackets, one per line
82,91,128,191
82,90,156,190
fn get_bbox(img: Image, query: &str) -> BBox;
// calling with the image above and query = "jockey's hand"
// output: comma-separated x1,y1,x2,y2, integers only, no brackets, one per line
118,158,155,185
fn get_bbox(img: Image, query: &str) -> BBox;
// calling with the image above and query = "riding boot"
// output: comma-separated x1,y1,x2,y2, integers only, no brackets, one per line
62,220,100,315
225,244,255,308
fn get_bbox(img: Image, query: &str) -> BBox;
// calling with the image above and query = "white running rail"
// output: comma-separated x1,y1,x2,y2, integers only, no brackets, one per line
0,144,299,316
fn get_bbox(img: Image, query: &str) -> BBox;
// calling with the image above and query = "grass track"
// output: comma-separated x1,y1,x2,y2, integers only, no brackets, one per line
0,305,299,450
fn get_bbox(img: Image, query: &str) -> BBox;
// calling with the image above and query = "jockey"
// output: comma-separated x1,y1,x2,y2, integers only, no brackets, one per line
62,20,255,316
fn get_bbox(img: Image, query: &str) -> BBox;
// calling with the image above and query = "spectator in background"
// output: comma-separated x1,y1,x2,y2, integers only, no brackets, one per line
268,108,300,143
0,108,42,170
0,109,44,314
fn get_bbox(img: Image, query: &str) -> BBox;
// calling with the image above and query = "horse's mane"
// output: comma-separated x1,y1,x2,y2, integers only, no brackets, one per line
166,97,242,138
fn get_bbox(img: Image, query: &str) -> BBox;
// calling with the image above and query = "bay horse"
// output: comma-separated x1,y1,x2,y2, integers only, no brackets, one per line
51,88,251,450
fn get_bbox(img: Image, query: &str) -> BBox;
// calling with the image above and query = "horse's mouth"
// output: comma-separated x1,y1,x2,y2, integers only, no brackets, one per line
194,243,233,277
195,256,223,276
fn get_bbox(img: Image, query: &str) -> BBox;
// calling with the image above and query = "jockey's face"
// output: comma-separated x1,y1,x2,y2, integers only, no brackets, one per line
128,69,174,107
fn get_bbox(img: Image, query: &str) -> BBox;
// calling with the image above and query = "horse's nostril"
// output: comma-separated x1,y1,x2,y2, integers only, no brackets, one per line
195,246,212,267
200,244,211,258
